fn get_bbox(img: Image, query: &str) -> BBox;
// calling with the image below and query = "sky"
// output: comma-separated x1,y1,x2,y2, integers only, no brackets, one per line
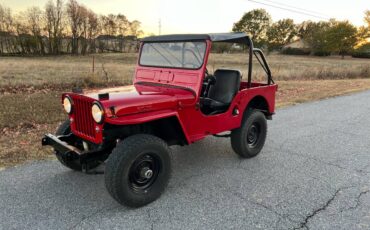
2,0,369,35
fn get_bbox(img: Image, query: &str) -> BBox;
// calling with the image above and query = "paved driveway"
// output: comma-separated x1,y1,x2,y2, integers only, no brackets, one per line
1,91,370,230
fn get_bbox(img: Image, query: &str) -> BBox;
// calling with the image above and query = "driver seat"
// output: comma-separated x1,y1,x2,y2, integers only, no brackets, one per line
201,69,241,114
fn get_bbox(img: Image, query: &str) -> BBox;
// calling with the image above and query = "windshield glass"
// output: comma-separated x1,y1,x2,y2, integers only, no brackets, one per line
139,41,207,69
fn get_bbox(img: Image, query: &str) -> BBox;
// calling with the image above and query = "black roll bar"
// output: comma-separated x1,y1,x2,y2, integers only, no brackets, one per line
244,36,273,86
247,37,254,88
253,48,273,85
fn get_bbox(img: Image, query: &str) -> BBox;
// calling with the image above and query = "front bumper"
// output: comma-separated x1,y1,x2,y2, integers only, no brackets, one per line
42,133,83,155
41,133,108,163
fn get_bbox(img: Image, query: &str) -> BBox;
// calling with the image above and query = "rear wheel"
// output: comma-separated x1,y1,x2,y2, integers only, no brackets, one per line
55,120,100,171
105,134,171,207
231,109,267,158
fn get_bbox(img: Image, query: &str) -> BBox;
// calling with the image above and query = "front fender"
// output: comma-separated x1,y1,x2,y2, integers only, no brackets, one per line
104,110,191,144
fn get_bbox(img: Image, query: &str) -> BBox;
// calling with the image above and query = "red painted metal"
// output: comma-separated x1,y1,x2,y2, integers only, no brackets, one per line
62,93,103,144
63,39,277,145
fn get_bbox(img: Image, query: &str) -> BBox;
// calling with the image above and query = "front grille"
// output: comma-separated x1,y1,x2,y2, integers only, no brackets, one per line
73,96,95,139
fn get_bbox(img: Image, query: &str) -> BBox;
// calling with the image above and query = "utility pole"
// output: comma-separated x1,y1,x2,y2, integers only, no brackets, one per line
158,19,161,35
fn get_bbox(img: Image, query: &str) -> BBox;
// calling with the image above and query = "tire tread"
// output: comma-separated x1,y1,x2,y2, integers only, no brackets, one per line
231,109,267,158
105,134,171,207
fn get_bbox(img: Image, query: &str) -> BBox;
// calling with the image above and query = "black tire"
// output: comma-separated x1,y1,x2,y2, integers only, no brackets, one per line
231,109,267,158
55,120,100,171
105,134,171,207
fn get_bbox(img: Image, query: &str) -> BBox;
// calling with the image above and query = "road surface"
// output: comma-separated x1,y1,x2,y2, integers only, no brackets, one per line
1,91,370,230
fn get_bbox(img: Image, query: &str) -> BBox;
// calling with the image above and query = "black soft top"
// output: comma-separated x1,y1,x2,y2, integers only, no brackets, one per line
141,33,251,44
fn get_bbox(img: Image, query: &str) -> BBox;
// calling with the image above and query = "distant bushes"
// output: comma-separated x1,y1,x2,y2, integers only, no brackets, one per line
210,42,244,53
352,43,370,59
313,51,331,57
281,47,310,55
280,47,332,57
352,52,370,58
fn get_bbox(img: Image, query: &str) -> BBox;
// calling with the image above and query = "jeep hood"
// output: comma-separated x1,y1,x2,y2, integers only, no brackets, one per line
84,84,196,117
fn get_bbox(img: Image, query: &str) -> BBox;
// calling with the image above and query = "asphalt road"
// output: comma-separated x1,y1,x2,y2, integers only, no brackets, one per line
1,91,370,230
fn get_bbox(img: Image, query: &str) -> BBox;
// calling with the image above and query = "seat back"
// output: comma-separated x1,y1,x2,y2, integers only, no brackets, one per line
208,69,241,104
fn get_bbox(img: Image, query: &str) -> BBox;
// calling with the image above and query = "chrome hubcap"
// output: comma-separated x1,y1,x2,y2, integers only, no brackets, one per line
128,154,160,193
141,167,153,179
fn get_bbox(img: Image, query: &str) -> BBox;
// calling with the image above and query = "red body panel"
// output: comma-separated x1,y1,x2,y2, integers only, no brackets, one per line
63,93,104,144
64,40,277,144
178,83,277,143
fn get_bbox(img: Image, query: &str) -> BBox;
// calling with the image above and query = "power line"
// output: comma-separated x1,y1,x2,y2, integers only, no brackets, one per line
249,0,330,20
263,0,330,18
248,0,330,20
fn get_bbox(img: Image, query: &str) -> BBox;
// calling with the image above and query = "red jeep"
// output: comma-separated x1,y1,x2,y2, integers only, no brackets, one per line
42,33,277,207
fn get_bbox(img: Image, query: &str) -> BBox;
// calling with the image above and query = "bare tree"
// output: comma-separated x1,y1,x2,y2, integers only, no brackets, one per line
26,7,45,54
79,6,89,55
0,4,6,32
0,4,13,33
13,14,29,54
116,14,129,35
101,14,117,36
129,20,143,37
86,9,99,53
115,14,129,51
0,5,18,54
66,0,83,55
45,0,64,54
0,4,12,53
1,1,143,55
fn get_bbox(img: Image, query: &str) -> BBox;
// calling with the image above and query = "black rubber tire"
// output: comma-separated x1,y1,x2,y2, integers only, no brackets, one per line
105,134,171,207
55,120,100,171
231,109,267,158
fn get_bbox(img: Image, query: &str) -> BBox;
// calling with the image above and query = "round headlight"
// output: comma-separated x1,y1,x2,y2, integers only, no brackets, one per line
92,103,104,123
63,96,73,114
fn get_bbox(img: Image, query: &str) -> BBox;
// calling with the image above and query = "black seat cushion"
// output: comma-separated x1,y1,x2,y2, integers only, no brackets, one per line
209,69,241,104
201,69,241,114
200,97,229,110
203,69,241,111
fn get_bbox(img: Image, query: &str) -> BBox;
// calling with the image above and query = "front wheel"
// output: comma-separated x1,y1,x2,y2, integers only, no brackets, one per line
104,134,171,207
231,109,267,158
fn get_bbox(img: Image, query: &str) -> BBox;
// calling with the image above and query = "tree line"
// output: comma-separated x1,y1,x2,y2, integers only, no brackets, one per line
0,0,143,55
232,9,370,57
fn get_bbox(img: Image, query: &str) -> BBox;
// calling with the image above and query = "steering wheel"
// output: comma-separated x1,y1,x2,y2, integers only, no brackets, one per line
205,68,209,76
202,75,216,97
204,75,216,85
